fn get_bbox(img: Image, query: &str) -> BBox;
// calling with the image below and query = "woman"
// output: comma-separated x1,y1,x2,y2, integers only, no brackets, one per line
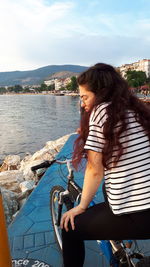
60,63,150,267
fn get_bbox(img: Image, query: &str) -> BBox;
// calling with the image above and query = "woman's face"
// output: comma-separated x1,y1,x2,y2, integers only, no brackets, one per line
79,84,96,112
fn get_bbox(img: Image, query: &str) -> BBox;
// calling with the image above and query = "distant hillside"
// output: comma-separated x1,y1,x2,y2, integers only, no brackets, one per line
46,71,79,80
0,65,88,86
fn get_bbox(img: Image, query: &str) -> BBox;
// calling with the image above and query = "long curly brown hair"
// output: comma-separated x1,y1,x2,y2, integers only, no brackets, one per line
73,63,150,169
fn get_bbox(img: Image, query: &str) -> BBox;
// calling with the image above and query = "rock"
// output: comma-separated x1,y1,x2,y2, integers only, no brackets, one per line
17,188,35,209
19,133,72,181
19,180,35,193
17,190,31,201
0,170,24,192
55,143,66,152
18,198,27,208
45,133,71,151
29,135,71,162
22,153,32,162
31,147,56,161
1,188,19,225
12,210,19,220
0,133,73,223
19,159,46,181
0,155,21,172
17,182,36,209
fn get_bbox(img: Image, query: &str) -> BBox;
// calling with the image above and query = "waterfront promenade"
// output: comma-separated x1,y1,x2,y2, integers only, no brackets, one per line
8,134,108,267
8,134,150,266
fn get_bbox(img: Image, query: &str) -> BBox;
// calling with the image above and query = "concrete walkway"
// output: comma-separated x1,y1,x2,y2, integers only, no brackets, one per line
8,134,150,267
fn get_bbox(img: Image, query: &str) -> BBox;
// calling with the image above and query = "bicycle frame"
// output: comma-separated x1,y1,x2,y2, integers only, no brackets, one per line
33,158,146,267
53,159,120,266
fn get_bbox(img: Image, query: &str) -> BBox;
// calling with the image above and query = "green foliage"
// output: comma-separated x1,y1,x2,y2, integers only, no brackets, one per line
40,83,48,91
22,87,31,93
14,85,23,92
0,87,7,94
66,76,78,91
7,85,23,93
37,83,54,92
125,70,147,87
47,84,55,91
0,76,79,94
146,77,150,84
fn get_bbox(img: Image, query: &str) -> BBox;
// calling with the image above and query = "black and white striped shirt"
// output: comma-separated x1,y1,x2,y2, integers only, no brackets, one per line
84,103,150,215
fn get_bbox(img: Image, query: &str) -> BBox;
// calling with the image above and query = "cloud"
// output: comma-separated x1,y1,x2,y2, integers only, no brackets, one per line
0,0,150,71
0,0,74,70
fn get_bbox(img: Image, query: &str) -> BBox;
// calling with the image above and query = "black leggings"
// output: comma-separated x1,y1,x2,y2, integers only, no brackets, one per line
62,202,150,267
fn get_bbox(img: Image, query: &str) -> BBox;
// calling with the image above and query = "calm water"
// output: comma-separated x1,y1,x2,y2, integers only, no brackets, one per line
0,95,80,162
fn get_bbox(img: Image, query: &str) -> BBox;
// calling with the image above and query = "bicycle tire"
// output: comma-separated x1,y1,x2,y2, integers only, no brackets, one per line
135,256,150,266
50,185,73,251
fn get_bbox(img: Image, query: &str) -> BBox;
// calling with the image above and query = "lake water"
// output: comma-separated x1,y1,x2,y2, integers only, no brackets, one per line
0,95,80,162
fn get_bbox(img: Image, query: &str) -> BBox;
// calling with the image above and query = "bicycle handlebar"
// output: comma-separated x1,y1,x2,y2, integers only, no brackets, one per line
54,159,73,164
31,160,56,171
31,158,73,172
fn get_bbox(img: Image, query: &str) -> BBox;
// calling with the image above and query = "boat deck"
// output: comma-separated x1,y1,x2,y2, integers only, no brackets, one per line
8,134,150,267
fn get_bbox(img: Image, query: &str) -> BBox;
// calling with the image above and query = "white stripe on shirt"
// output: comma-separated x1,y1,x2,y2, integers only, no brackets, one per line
84,103,150,215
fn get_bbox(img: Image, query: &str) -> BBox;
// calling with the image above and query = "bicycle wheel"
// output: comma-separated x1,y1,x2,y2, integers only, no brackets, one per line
50,185,73,251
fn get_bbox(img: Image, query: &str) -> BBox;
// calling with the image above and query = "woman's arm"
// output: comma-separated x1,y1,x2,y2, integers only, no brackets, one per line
79,150,104,210
60,150,104,231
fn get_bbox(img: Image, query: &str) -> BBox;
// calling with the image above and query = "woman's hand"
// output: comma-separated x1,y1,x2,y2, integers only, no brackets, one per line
60,205,86,232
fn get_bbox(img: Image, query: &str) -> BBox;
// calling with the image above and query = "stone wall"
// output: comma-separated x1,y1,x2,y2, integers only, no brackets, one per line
0,133,72,225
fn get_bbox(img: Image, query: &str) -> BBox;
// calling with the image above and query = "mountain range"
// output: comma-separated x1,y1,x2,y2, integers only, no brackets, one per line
0,65,88,86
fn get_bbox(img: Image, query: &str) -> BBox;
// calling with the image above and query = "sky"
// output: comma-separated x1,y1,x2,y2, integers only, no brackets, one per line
0,0,150,72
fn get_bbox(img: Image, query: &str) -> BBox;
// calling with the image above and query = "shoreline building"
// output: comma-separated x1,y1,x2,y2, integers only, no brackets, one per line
44,77,71,91
119,59,150,78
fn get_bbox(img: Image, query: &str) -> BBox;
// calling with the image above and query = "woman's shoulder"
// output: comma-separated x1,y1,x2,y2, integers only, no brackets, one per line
90,102,110,125
95,102,110,112
92,102,110,116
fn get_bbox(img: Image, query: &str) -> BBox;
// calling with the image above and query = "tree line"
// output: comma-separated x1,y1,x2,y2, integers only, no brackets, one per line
125,70,150,89
0,83,55,94
0,72,150,95
0,76,78,94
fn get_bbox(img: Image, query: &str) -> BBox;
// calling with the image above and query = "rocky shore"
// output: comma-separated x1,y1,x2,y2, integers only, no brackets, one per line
0,133,72,225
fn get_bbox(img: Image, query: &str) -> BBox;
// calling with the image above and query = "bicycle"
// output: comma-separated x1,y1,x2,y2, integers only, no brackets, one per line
31,158,150,267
